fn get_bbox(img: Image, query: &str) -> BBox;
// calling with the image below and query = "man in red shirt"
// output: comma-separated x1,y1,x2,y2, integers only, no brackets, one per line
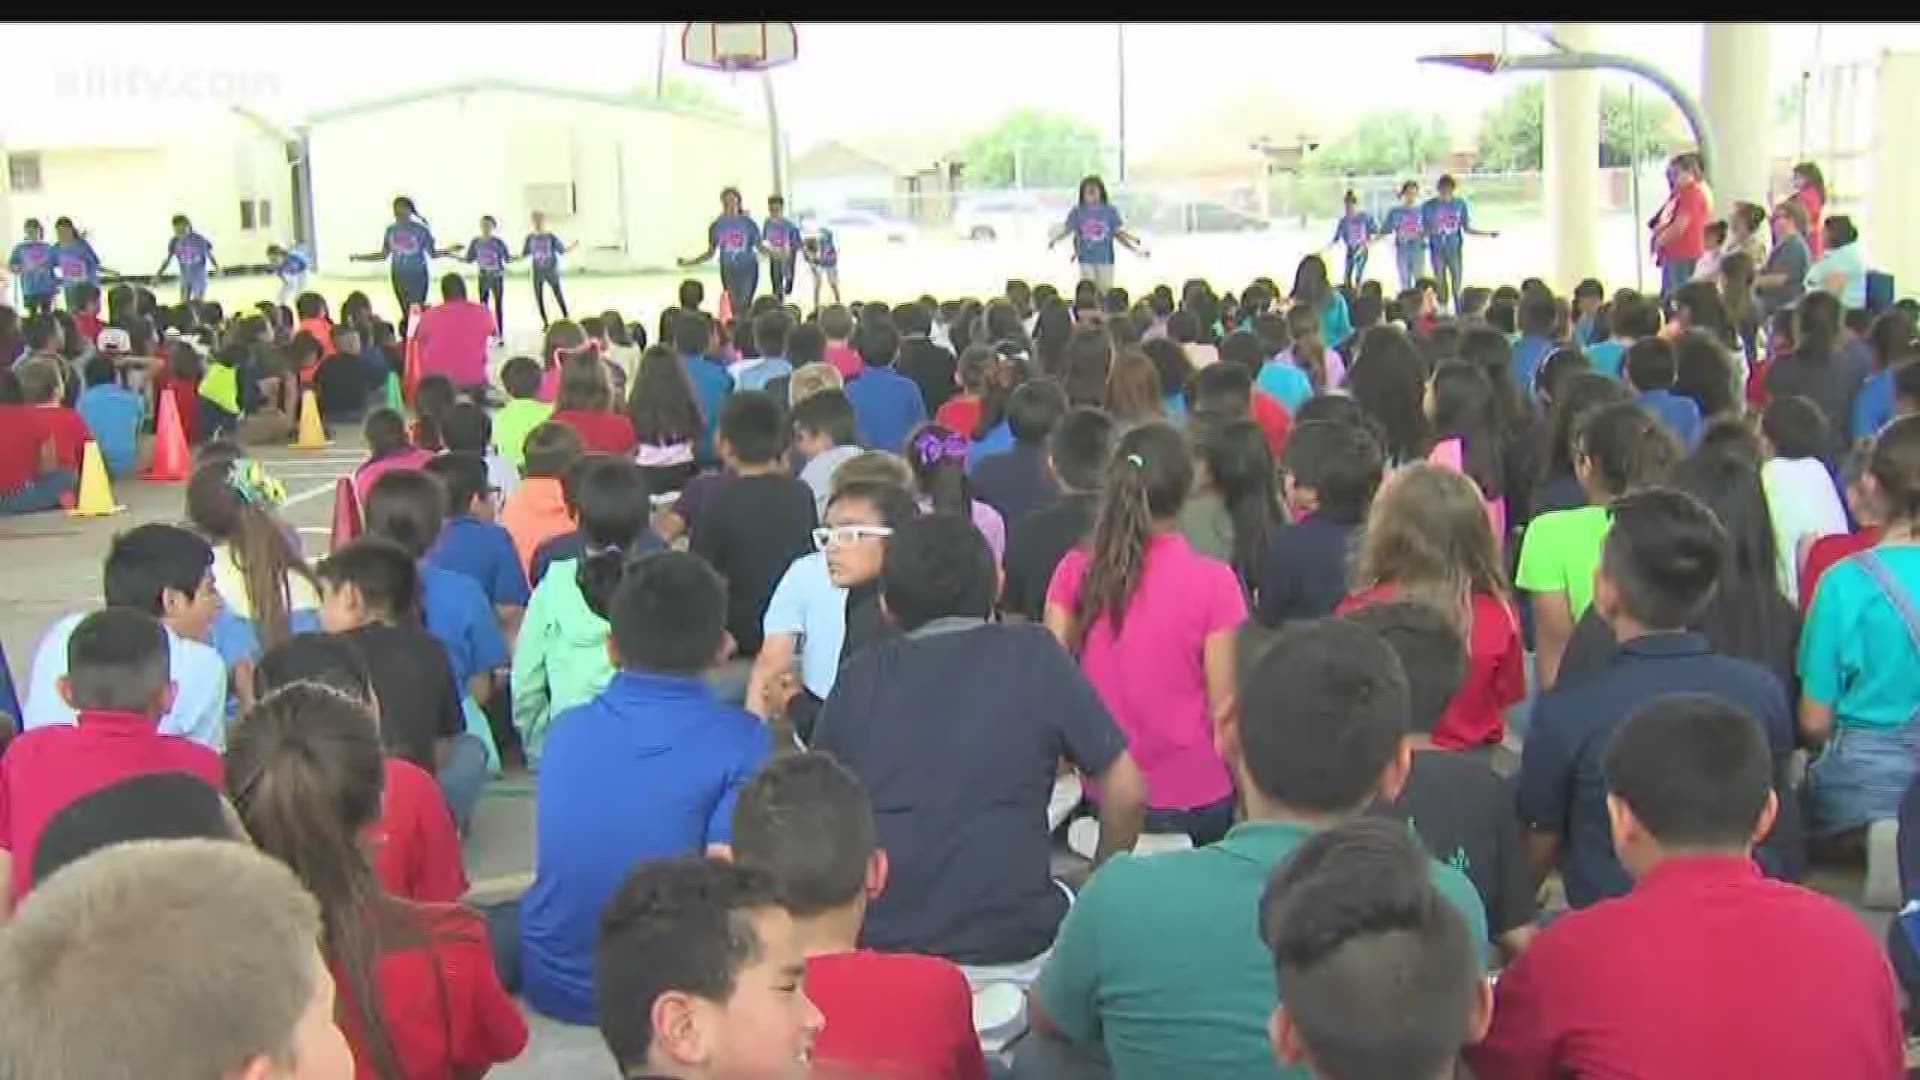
732,753,988,1080
1470,693,1905,1080
1649,152,1710,302
413,273,496,403
0,607,224,908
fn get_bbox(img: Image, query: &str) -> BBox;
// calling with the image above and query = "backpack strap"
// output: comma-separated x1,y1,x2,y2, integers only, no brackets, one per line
1852,549,1920,656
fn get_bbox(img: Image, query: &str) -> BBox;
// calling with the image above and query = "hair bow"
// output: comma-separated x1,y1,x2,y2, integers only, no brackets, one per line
910,427,971,469
226,458,287,508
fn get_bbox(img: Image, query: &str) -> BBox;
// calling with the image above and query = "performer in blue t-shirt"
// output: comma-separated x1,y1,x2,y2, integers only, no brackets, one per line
460,215,514,338
1048,175,1147,292
1421,174,1499,312
680,187,764,321
522,210,571,329
155,214,219,306
1381,180,1428,293
762,195,805,306
7,219,58,317
1321,189,1379,292
349,195,457,338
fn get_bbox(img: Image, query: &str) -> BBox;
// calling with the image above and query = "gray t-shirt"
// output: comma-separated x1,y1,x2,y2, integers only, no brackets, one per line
1758,233,1811,314
799,444,865,517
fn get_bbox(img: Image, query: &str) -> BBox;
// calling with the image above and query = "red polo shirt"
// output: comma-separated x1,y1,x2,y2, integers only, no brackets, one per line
0,709,224,902
806,949,989,1080
341,903,528,1078
370,758,468,904
1654,181,1709,264
1468,856,1904,1080
550,409,638,455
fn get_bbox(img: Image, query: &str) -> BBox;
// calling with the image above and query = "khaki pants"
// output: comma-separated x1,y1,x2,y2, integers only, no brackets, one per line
1079,262,1115,291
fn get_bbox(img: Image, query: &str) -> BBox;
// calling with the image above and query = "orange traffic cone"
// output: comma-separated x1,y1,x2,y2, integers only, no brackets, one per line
717,287,734,328
68,442,125,518
403,307,424,403
144,386,190,482
329,476,362,552
291,388,332,450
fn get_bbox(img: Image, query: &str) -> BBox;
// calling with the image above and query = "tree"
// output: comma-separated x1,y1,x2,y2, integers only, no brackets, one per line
956,108,1107,190
1475,81,1682,171
1308,109,1451,176
631,74,742,121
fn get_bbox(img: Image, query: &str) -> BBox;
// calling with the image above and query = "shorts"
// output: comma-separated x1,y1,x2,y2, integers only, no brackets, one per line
1079,262,1115,291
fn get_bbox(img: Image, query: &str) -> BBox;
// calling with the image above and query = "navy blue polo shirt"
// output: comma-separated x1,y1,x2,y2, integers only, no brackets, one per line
520,670,770,1023
971,444,1058,527
1518,632,1797,908
1254,510,1360,629
528,528,664,589
844,364,927,455
428,515,530,609
812,618,1126,965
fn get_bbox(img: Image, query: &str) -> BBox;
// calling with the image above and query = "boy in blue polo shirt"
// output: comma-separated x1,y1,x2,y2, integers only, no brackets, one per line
76,354,143,478
520,551,770,1025
1623,338,1703,450
843,316,927,455
425,451,529,625
1519,489,1799,909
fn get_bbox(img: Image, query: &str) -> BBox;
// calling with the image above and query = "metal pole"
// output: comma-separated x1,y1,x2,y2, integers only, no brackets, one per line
761,70,784,199
655,23,670,97
1499,51,1718,183
1116,23,1128,184
1628,82,1645,292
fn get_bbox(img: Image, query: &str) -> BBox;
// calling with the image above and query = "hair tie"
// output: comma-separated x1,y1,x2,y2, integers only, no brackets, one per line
910,427,970,469
1125,453,1146,469
226,459,286,509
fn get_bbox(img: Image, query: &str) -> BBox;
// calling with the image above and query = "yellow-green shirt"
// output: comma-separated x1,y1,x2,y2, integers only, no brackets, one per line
493,397,554,469
1516,504,1612,620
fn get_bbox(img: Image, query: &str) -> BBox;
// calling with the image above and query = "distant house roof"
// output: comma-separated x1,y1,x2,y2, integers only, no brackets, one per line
792,134,956,179
302,77,758,132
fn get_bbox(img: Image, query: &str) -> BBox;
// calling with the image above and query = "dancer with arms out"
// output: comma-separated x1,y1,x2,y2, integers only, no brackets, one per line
155,214,218,307
349,196,454,339
7,219,56,317
1050,175,1146,291
1322,189,1378,292
1423,174,1497,312
680,187,763,320
460,215,512,341
523,209,570,328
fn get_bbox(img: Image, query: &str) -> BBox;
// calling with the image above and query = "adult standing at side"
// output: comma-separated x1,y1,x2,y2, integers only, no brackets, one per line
1649,153,1710,302
1790,161,1828,258
1049,176,1146,293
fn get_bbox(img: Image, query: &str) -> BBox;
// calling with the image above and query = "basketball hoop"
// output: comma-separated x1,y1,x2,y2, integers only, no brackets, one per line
681,21,798,74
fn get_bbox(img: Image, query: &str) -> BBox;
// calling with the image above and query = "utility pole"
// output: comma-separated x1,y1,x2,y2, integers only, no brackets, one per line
655,23,670,97
1116,23,1128,184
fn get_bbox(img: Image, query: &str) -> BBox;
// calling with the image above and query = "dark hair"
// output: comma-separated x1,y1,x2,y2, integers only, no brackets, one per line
1761,395,1829,461
1188,362,1254,420
1868,310,1920,373
1535,347,1589,403
676,278,706,311
410,375,455,452
1624,338,1677,391
1545,373,1631,483
1427,362,1506,499
1192,417,1278,592
780,323,818,369
1897,362,1920,410
558,456,656,622
1283,420,1385,520
314,537,422,622
1348,327,1429,463
1456,328,1528,438
1670,331,1738,419
361,408,411,459
1605,693,1774,849
605,551,728,675
1104,348,1165,425
1824,213,1858,249
595,857,785,1073
853,317,900,369
1290,254,1334,315
626,345,703,448
753,309,793,359
1063,326,1115,408
1871,415,1920,523
673,309,713,357
65,607,171,713
1576,402,1680,498
184,464,314,648
102,522,212,618
555,355,612,413
1667,448,1791,665
1239,619,1409,810
731,753,872,917
1517,293,1558,338
718,390,786,465
880,513,996,631
1049,407,1117,494
1611,295,1663,341
423,451,491,517
790,388,856,447
363,468,446,559
253,632,375,705
1600,487,1728,629
1794,290,1843,360
1259,816,1478,1080
1673,281,1736,352
1070,424,1193,648
1142,337,1194,402
1342,600,1466,736
1006,379,1067,447
224,682,417,1080
30,773,235,889
523,420,586,479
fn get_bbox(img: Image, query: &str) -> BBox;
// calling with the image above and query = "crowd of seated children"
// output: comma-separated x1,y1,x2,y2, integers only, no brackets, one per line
423,451,528,628
75,353,143,477
628,342,705,495
1759,394,1850,605
251,631,466,904
520,551,769,1025
0,366,74,515
501,419,586,573
791,388,864,515
1002,406,1114,622
492,355,553,470
1255,418,1386,628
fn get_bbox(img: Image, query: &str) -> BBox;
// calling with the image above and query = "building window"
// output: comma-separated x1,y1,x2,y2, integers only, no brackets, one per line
8,153,42,193
258,200,272,228
239,200,257,230
237,198,272,231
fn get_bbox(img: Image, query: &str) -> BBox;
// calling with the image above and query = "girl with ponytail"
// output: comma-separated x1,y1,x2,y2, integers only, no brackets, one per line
187,456,320,653
906,422,1006,564
1180,416,1279,597
1044,422,1247,846
227,682,526,1079
511,455,651,764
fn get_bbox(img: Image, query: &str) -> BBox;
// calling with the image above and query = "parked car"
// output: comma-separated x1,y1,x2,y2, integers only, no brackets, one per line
952,192,1055,243
798,208,917,245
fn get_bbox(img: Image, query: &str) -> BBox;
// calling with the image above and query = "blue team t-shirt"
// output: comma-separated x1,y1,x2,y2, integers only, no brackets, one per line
1383,206,1425,247
9,240,56,297
276,246,310,279
710,214,762,267
420,563,508,685
467,236,510,274
1423,197,1471,248
429,515,531,609
812,227,840,269
1335,211,1377,250
76,384,144,477
763,217,803,258
168,233,212,278
54,238,100,284
382,221,436,273
1066,204,1123,266
523,231,565,268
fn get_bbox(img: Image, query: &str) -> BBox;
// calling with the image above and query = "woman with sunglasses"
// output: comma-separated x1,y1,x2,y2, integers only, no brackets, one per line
747,478,920,739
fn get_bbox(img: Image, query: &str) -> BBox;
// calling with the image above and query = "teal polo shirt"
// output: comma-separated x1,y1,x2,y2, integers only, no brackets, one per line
1035,819,1489,1080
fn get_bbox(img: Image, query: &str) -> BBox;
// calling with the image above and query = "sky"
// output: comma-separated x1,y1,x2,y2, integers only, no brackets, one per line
1,22,1913,154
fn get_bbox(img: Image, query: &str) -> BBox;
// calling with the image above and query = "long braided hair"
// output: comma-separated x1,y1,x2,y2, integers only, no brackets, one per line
1069,422,1193,649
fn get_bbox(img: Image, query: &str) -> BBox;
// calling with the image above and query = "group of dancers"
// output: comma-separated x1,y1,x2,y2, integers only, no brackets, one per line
1320,175,1502,306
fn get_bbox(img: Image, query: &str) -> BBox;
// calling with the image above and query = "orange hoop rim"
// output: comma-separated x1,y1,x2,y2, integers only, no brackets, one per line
680,22,798,73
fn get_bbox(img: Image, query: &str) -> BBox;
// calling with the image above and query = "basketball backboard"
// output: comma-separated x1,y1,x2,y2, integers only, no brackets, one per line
681,21,798,73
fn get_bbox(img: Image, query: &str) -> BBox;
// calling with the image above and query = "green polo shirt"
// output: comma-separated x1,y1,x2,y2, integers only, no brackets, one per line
1035,819,1489,1080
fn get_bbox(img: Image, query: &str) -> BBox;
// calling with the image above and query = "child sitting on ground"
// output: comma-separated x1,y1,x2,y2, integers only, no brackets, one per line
906,423,1006,565
628,343,704,496
75,354,144,478
353,407,433,505
314,538,488,835
501,420,585,574
1624,337,1703,450
551,354,638,455
1345,599,1538,960
441,398,518,500
0,607,224,906
186,457,321,680
732,753,987,1080
520,553,771,1025
424,451,530,629
791,388,864,516
18,359,88,480
513,456,654,764
1759,395,1850,606
0,368,70,516
493,356,553,471
252,631,466,903
1256,418,1386,628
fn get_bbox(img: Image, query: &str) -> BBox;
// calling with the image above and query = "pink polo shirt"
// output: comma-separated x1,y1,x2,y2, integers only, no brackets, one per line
414,299,495,388
1047,532,1246,810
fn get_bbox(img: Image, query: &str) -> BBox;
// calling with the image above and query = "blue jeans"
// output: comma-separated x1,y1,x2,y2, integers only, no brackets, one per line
0,469,74,515
436,732,489,835
1660,258,1697,300
1394,243,1424,292
1430,243,1464,308
1342,246,1369,292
